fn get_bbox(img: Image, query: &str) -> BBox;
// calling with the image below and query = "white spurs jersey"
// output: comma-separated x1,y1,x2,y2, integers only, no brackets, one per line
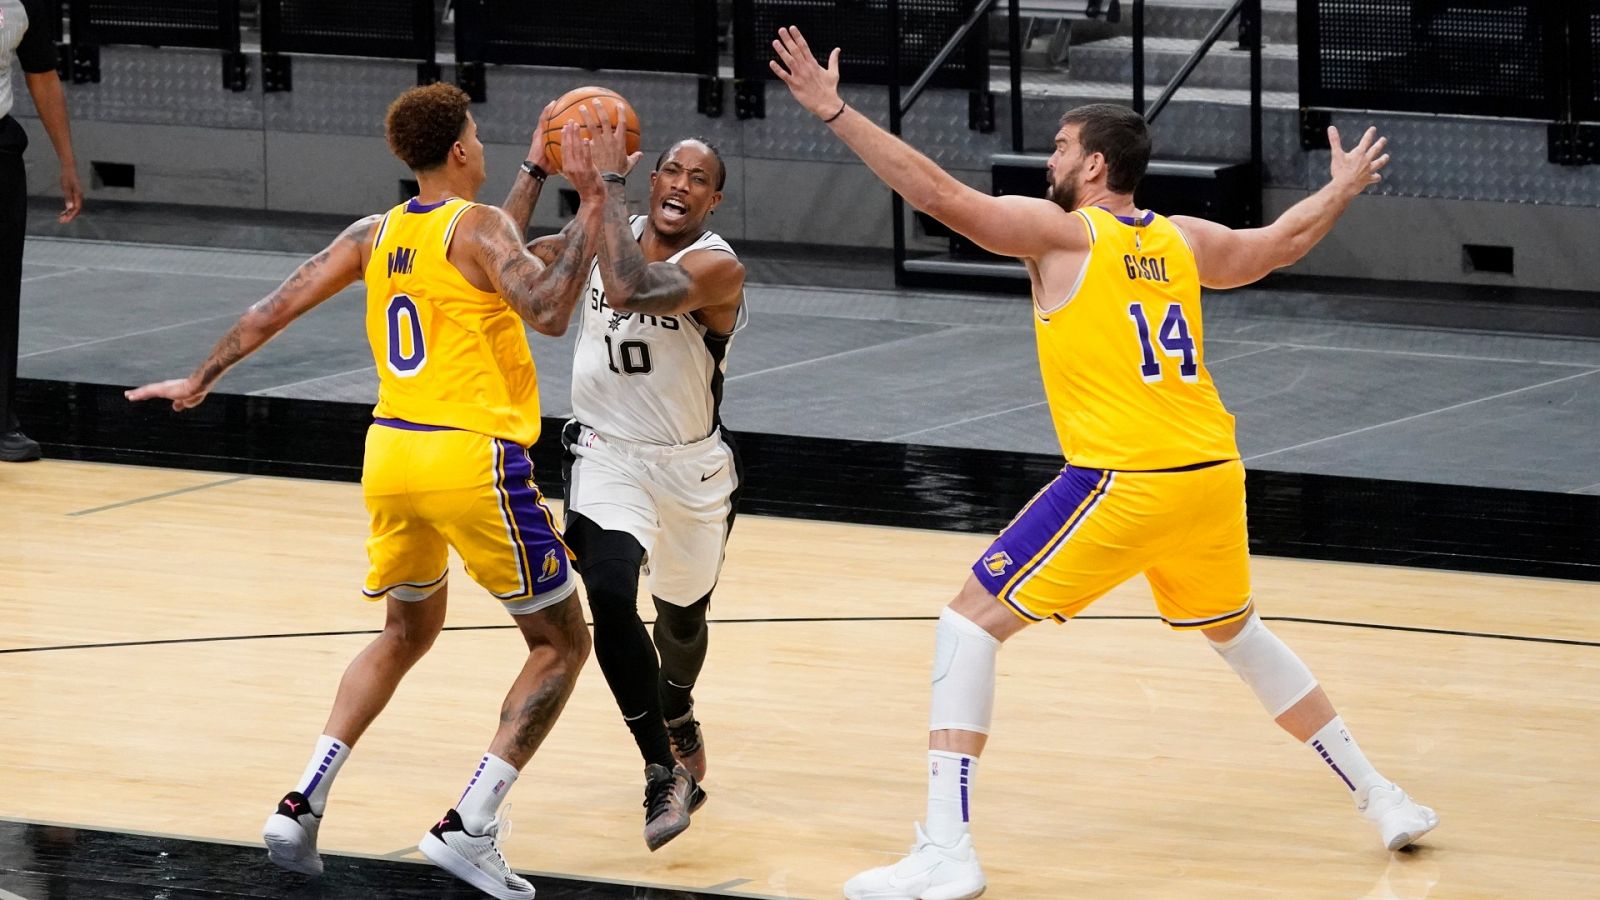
570,216,743,446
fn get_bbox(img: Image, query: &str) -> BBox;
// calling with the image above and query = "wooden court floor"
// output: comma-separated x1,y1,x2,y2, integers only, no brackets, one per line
3,459,1598,899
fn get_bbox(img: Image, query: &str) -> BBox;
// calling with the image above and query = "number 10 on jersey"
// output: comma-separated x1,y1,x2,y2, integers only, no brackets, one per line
1128,302,1198,383
605,335,653,375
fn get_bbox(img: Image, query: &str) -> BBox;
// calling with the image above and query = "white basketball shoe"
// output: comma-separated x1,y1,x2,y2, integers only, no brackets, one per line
262,790,323,876
843,822,986,900
419,807,536,899
1360,783,1439,851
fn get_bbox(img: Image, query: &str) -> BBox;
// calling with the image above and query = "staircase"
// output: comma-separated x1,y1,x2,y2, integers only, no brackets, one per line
901,0,1297,292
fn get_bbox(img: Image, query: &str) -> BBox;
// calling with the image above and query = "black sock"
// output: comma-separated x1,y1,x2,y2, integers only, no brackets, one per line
653,594,710,722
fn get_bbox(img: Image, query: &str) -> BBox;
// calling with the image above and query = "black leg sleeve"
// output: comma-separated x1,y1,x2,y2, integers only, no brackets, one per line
566,512,676,769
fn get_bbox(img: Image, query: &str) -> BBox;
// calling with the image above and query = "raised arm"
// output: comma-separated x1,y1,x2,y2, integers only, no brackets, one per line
464,121,607,336
569,103,745,316
501,100,557,239
125,215,378,410
1172,125,1390,289
769,27,1082,261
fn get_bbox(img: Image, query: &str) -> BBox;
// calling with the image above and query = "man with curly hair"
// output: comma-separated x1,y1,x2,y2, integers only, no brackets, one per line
127,83,633,900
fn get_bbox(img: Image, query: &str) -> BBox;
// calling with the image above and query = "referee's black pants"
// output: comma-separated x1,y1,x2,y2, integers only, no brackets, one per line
0,115,29,433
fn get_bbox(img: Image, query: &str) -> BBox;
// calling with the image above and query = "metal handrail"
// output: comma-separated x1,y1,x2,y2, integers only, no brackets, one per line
1145,0,1244,123
902,0,1003,113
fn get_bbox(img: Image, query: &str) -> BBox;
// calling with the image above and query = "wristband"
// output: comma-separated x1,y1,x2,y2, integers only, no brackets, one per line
823,100,848,123
600,172,627,186
520,160,547,182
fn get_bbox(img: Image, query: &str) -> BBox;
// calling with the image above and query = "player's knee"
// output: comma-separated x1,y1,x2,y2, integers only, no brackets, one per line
652,594,709,647
564,611,593,668
1206,613,1317,717
580,558,642,625
929,606,1000,734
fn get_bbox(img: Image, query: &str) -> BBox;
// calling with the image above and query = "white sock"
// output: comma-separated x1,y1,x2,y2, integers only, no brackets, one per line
1306,716,1386,802
925,750,977,846
293,735,348,816
456,753,520,834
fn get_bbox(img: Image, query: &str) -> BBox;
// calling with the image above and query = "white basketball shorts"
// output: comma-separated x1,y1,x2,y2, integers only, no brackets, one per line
562,420,740,606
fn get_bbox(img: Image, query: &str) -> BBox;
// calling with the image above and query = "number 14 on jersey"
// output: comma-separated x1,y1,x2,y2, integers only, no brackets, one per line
1128,302,1198,383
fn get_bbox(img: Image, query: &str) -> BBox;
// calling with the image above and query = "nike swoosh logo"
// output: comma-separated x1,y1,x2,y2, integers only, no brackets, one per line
700,467,724,482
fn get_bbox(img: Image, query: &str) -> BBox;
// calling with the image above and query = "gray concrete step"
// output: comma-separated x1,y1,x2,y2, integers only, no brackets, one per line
1140,0,1298,45
1069,34,1298,93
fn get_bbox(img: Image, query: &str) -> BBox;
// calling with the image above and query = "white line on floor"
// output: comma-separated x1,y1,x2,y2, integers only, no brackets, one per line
19,312,239,359
20,266,86,284
1244,368,1600,462
889,400,1047,442
247,365,373,396
723,328,954,383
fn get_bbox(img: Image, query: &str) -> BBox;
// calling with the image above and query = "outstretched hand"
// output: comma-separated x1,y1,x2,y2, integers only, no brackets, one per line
125,377,209,412
575,99,642,178
1327,125,1390,197
768,26,844,120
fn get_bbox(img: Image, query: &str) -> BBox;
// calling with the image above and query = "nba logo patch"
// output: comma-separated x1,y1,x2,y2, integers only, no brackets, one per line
983,551,1013,577
538,548,561,582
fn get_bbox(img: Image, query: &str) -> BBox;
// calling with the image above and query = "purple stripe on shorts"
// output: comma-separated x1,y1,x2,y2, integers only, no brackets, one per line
494,439,569,600
971,466,1109,602
374,417,455,432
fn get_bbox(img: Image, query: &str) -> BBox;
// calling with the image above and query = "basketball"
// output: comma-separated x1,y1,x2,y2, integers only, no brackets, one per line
540,86,641,171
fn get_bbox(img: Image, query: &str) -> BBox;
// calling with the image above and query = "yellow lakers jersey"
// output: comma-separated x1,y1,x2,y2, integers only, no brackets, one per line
364,197,541,446
1034,205,1239,470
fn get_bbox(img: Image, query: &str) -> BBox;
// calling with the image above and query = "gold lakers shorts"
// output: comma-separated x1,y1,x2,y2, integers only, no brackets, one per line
972,459,1252,629
361,419,575,613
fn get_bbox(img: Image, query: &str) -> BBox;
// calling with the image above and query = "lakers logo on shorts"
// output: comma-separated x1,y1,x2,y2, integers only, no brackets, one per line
538,548,561,583
983,551,1014,577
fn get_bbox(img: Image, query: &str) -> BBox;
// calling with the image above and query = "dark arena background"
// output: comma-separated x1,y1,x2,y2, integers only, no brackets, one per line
3,2,1597,898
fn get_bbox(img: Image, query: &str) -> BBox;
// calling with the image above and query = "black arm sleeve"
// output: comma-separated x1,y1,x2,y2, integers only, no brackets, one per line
16,0,59,74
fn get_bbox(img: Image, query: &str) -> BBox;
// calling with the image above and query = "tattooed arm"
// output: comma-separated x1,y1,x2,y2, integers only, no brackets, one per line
526,214,585,266
501,101,558,240
462,202,601,337
125,215,378,411
592,180,745,318
501,165,546,243
459,118,607,336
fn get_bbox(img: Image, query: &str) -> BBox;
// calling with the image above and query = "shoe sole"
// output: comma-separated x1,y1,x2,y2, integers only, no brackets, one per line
419,832,535,899
261,814,322,876
842,885,985,900
1385,819,1439,851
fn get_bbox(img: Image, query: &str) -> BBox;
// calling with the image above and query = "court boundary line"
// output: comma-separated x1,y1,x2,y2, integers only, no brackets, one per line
2,613,1593,656
1245,367,1600,461
67,475,253,517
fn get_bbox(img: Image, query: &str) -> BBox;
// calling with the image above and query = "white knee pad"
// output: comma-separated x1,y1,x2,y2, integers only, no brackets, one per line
388,579,445,603
1208,613,1318,718
929,607,1000,734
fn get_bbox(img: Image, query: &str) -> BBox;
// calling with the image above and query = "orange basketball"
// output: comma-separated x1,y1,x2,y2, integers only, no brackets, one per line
539,86,641,172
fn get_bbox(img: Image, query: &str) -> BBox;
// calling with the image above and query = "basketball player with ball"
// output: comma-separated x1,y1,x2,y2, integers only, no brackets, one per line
126,83,637,898
520,88,747,852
